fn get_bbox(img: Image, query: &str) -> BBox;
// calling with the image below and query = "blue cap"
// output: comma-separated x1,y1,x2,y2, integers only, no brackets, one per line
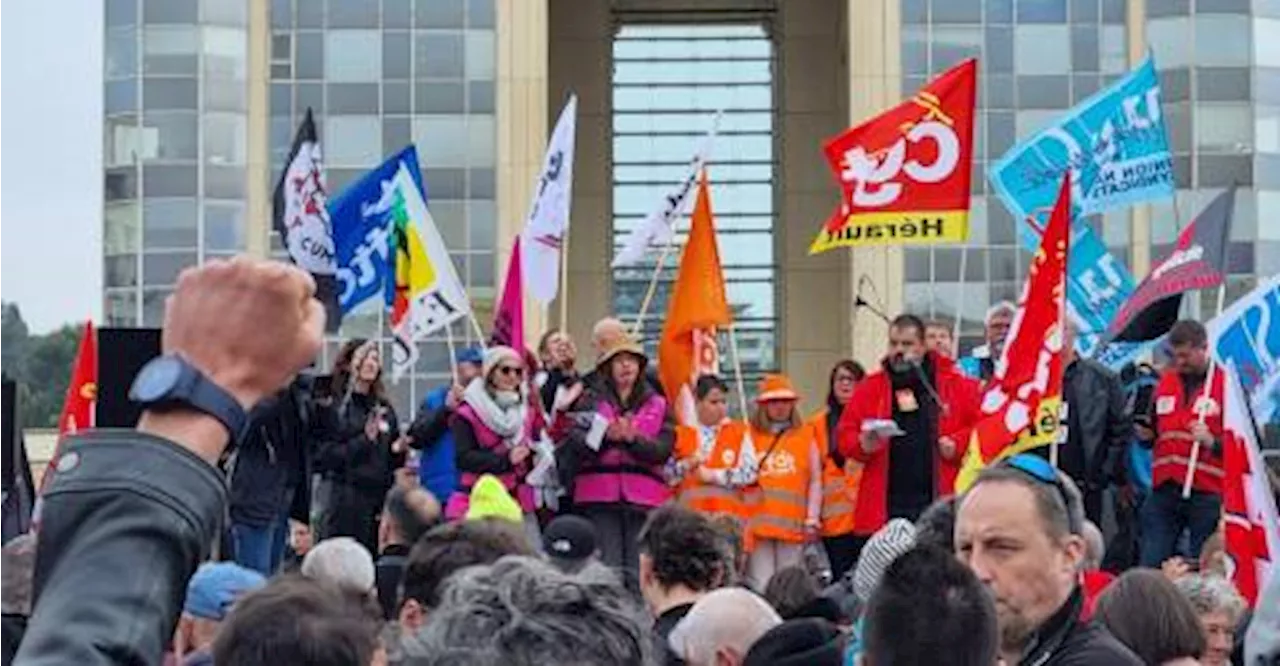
184,562,266,620
455,347,483,366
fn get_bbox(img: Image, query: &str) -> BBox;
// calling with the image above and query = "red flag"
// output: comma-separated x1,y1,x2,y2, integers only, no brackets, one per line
490,236,525,353
811,58,977,253
956,175,1069,491
1221,364,1279,606
58,321,97,435
42,321,97,492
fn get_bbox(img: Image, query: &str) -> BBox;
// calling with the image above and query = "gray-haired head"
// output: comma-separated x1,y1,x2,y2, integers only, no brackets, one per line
301,537,376,595
985,301,1017,325
1173,574,1247,626
1081,520,1104,571
401,555,650,666
668,587,781,666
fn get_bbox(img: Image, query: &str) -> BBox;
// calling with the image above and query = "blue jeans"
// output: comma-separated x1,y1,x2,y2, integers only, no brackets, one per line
1139,484,1221,568
230,509,290,576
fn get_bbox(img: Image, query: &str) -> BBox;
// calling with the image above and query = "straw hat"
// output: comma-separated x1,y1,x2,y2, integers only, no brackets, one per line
755,374,800,403
594,319,645,367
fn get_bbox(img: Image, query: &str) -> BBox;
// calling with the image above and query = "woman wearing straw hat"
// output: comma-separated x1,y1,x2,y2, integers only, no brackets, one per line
561,323,675,575
744,374,823,590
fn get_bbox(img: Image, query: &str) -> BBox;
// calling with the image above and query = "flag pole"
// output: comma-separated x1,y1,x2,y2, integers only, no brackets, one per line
444,324,459,385
467,310,490,351
1182,281,1227,499
559,233,570,333
953,243,970,348
727,323,750,422
631,236,678,337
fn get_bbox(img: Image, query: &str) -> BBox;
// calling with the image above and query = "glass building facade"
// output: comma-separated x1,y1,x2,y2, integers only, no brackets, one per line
610,24,779,391
104,0,251,329
103,0,496,416
267,0,498,414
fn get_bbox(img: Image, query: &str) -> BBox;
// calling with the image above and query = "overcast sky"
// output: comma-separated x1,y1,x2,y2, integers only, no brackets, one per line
1,1,103,334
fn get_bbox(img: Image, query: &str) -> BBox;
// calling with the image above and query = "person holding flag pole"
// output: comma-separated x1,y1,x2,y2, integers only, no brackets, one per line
1137,318,1226,568
659,169,761,554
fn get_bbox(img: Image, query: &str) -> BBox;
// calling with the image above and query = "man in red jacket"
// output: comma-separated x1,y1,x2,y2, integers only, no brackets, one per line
837,314,981,548
1138,320,1225,568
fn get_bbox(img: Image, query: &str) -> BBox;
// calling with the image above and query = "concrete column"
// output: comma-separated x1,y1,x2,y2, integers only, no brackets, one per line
244,0,271,258
1127,0,1152,278
845,0,903,367
548,0,613,355
776,0,852,401
495,0,550,344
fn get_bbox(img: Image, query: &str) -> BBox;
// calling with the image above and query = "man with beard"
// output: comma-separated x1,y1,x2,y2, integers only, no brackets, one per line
1138,320,1227,568
837,314,980,551
955,454,1141,665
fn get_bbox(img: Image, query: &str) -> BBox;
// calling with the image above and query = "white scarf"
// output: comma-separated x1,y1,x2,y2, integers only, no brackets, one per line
462,377,528,445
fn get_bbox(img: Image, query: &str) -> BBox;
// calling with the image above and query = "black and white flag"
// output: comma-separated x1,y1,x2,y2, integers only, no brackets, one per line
272,108,341,332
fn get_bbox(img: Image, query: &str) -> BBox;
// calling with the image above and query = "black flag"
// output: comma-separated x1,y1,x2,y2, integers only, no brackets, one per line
1108,186,1235,342
272,108,342,332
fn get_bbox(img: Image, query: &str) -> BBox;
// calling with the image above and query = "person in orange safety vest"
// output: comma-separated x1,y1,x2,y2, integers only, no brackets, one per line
743,374,822,591
807,359,866,580
670,375,753,536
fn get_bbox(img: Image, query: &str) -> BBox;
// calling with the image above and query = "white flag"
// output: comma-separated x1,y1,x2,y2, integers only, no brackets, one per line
521,95,578,304
612,113,721,268
383,163,472,381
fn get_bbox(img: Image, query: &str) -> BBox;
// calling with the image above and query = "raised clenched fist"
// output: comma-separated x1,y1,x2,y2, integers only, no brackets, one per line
162,257,324,410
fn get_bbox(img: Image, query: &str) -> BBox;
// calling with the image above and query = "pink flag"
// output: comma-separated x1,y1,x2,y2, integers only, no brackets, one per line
490,236,525,353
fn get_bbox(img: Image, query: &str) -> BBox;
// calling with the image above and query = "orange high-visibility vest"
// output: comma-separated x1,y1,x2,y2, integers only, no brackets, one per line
748,423,816,544
809,409,859,538
673,421,749,517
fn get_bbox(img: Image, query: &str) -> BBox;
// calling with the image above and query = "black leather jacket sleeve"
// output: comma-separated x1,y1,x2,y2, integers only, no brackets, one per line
17,430,226,666
1103,369,1132,486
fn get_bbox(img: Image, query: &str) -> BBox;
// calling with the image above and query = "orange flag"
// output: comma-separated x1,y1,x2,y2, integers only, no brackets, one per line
659,170,732,426
43,321,97,491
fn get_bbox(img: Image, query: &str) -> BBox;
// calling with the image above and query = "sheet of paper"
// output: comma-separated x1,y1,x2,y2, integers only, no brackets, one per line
585,413,609,451
862,419,905,438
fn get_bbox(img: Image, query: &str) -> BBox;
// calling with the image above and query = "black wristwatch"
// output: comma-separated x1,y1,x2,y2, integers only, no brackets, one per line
129,355,249,442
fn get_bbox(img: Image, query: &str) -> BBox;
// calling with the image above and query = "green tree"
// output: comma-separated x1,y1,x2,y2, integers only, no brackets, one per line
22,324,84,428
2,302,30,377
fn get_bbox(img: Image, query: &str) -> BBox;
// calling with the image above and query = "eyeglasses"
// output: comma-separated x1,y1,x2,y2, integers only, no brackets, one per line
497,366,525,378
998,453,1082,535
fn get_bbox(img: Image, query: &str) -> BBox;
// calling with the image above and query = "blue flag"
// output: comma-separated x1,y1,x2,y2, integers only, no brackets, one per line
328,146,428,315
989,55,1174,369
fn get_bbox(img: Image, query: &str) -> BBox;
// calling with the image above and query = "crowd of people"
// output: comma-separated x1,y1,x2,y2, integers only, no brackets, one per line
4,257,1280,666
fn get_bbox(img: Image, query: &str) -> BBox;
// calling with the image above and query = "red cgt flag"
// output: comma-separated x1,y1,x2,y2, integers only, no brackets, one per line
955,175,1070,491
811,58,977,254
58,321,97,435
42,321,97,492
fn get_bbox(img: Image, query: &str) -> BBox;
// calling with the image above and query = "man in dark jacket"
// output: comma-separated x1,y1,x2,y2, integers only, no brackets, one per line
408,347,482,504
374,484,440,620
227,377,313,576
15,257,326,665
955,455,1142,666
1033,324,1131,527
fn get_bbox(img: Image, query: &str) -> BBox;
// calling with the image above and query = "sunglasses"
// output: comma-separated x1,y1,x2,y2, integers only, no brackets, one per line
998,453,1081,535
496,365,525,378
